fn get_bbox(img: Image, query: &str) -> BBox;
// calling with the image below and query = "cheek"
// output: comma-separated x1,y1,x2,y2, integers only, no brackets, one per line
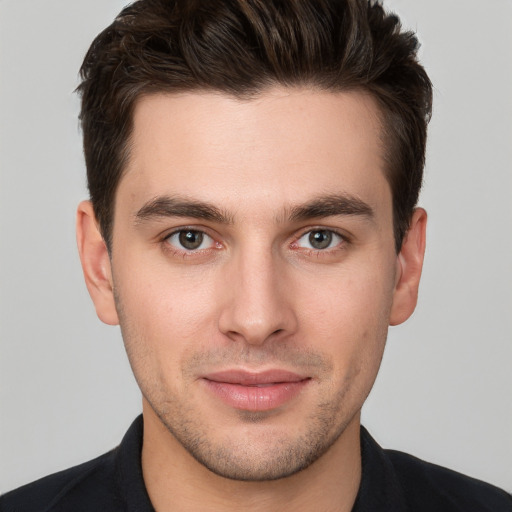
297,263,394,379
113,262,221,383
300,261,394,332
121,259,218,328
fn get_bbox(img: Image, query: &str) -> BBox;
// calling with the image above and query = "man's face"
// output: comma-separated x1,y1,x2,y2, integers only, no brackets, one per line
90,88,418,480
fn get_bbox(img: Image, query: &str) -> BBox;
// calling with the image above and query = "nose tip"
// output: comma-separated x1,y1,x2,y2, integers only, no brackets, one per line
217,258,297,346
222,318,286,346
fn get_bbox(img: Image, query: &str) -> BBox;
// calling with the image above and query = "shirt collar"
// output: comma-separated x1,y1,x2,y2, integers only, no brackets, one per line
352,426,408,511
115,415,155,511
114,416,408,511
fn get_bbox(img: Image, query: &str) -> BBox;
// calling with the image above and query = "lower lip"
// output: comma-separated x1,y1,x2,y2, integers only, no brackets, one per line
203,379,310,411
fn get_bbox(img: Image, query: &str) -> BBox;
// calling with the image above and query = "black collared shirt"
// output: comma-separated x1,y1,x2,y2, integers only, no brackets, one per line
2,416,511,511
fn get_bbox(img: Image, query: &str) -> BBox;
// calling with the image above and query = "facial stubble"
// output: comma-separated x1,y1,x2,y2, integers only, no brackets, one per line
113,285,386,482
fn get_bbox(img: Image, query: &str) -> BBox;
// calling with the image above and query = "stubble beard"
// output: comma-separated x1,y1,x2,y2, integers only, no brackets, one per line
114,290,381,482
134,342,359,482
140,361,359,482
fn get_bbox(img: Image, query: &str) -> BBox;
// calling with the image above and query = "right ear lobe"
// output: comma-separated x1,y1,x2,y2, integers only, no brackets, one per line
76,200,119,325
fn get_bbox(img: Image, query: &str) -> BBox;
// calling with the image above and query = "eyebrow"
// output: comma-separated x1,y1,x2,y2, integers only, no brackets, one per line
135,196,234,224
134,193,374,226
286,194,374,223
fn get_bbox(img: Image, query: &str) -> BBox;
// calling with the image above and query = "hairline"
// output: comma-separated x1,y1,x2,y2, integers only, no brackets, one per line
102,83,401,253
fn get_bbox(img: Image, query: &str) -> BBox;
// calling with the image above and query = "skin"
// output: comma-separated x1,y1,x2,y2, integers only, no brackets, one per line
77,88,426,512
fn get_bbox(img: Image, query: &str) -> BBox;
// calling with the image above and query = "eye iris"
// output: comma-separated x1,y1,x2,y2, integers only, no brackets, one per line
309,230,332,249
179,230,203,250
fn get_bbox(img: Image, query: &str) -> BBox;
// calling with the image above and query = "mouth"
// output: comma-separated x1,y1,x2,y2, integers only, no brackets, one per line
201,369,311,411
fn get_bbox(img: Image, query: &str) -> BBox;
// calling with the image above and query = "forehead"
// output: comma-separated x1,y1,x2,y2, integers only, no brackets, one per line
118,87,390,221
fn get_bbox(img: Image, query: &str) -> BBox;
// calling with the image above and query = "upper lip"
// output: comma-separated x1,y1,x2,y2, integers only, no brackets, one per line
202,369,309,386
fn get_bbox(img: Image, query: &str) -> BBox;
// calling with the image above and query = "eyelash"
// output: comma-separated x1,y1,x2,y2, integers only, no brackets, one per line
291,228,348,255
161,227,220,258
160,227,349,257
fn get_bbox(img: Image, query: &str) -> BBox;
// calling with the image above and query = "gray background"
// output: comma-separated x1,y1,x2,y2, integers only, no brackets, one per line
1,0,511,494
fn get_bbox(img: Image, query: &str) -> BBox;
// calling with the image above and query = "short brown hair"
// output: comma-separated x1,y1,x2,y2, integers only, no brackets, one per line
78,0,432,252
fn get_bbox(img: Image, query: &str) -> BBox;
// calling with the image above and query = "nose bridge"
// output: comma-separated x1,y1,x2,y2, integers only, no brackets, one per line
218,240,296,344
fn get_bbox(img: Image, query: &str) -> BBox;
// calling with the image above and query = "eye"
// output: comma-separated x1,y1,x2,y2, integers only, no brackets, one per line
296,229,343,250
165,229,215,251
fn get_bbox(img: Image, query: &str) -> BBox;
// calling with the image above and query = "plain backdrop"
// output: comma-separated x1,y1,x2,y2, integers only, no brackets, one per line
1,0,511,494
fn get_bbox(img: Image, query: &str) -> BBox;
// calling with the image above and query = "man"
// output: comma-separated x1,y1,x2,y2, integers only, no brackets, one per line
1,0,511,510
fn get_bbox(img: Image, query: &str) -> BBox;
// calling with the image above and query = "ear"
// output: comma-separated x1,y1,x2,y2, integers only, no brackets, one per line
389,208,427,326
76,200,119,325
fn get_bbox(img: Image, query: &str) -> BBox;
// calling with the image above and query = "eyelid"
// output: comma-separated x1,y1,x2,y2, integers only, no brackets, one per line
292,227,348,251
162,226,220,253
158,224,349,256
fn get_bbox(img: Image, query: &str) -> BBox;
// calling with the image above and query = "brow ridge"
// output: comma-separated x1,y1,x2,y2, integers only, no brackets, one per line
287,194,374,222
134,193,374,226
135,196,234,224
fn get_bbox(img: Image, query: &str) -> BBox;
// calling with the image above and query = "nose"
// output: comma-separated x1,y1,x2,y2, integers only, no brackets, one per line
218,248,298,346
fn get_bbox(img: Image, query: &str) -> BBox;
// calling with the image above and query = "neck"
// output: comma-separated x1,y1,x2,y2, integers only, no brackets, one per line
141,403,362,512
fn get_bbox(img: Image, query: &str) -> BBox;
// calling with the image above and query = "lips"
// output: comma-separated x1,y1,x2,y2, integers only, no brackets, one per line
202,370,310,411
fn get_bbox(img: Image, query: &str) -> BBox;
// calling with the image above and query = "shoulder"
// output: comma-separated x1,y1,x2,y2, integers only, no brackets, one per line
1,416,150,512
0,449,121,512
386,448,512,512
